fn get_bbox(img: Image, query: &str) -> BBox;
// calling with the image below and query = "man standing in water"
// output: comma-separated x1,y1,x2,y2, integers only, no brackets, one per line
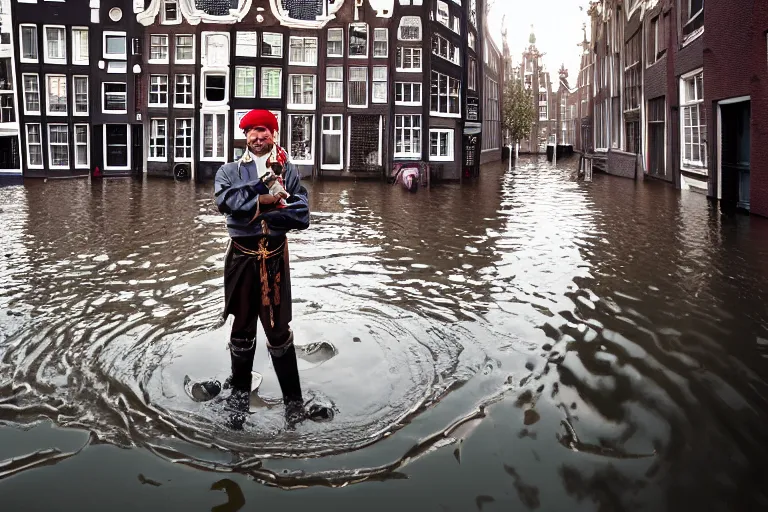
212,109,309,429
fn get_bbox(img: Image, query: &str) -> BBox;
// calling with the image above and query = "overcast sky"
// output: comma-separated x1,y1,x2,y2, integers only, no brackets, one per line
486,0,592,90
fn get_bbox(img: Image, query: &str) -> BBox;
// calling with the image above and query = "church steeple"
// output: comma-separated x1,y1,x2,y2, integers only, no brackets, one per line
529,25,536,46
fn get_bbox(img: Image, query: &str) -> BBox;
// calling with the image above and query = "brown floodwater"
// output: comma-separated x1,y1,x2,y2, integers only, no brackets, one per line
1,155,767,511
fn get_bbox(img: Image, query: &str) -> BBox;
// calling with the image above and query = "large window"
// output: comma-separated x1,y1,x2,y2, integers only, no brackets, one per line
22,74,40,114
289,75,316,108
261,68,282,99
234,67,256,98
175,35,194,63
48,124,69,168
395,82,422,105
46,75,67,115
327,28,343,57
624,31,641,112
20,25,38,62
289,37,318,65
436,0,450,26
396,47,421,71
683,0,704,38
326,67,343,102
321,114,342,169
372,66,387,103
680,70,706,169
175,118,193,160
150,34,169,62
394,114,421,158
349,67,367,107
73,76,88,115
432,34,460,65
72,28,89,65
103,83,127,113
149,75,168,106
429,129,454,161
349,23,368,57
149,119,167,160
647,14,667,65
44,26,66,64
236,32,258,57
261,33,283,58
203,33,229,66
374,28,388,57
175,74,193,106
104,32,127,60
26,124,43,167
430,71,460,116
74,124,89,168
202,113,226,160
288,114,314,163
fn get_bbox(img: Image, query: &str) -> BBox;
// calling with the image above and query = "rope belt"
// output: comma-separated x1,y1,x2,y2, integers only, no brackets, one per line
231,238,286,328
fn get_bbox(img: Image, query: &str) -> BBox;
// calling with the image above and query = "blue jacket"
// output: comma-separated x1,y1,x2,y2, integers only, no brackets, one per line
213,153,310,238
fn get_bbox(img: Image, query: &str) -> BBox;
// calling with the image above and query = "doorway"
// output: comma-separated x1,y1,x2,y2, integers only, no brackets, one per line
719,100,750,211
647,97,665,177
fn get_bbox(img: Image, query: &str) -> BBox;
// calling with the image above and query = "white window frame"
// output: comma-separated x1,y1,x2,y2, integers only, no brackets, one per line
436,0,450,26
202,71,229,106
234,66,257,98
25,124,44,169
288,74,316,110
161,0,182,25
372,66,387,104
261,33,283,58
394,114,421,159
174,118,194,162
103,124,132,171
22,74,41,115
679,68,707,173
325,67,343,102
103,31,127,60
102,82,128,115
149,118,168,162
349,23,368,59
149,34,170,64
72,75,89,116
74,123,90,169
429,129,454,161
287,114,315,165
175,34,195,64
395,82,422,106
148,74,169,107
48,123,70,169
327,28,343,57
235,31,258,57
288,36,318,66
373,28,388,58
43,25,67,65
200,112,228,161
20,24,39,63
201,33,229,67
348,67,368,108
321,114,344,170
430,71,461,118
261,67,282,99
396,47,422,72
174,74,194,108
71,27,89,66
45,74,67,116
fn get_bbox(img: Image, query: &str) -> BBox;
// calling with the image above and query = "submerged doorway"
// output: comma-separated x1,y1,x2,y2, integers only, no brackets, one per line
719,99,750,211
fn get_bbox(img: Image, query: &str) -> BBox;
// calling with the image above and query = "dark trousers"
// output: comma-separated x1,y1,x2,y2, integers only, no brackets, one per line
222,235,301,403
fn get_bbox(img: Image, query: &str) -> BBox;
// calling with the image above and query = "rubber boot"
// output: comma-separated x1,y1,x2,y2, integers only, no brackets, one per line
225,336,255,430
267,332,305,428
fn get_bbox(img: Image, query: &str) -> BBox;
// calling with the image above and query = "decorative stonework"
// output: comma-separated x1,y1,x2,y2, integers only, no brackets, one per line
137,0,253,26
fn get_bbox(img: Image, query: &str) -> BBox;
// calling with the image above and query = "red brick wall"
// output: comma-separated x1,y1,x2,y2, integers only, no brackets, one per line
750,2,768,217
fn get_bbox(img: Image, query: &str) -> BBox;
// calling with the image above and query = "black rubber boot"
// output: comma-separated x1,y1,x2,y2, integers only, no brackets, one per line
268,333,305,428
224,336,255,430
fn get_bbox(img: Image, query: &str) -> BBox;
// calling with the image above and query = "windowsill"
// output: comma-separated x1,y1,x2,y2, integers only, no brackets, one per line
20,58,39,64
148,59,170,65
396,69,422,73
104,166,131,171
291,160,314,166
430,155,454,162
148,104,169,108
28,165,45,170
200,157,225,162
394,154,421,159
104,55,127,61
44,59,67,65
682,27,704,47
374,55,388,59
234,95,257,100
103,110,128,115
327,54,344,58
287,104,316,110
148,158,167,162
349,55,368,59
430,112,461,118
321,164,344,170
73,60,89,66
681,165,707,176
288,62,317,66
372,99,387,104
175,60,195,65
261,96,282,100
46,112,67,117
201,101,229,108
74,164,90,169
348,104,369,109
25,111,42,116
73,112,89,117
161,19,182,26
49,166,71,171
174,104,194,109
326,98,343,103
395,103,422,107
175,158,193,163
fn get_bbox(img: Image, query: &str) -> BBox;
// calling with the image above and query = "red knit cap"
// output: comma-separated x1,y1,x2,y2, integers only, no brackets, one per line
239,109,279,133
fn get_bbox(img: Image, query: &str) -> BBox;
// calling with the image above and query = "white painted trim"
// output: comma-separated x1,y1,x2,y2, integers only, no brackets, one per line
321,114,343,171
716,96,751,201
72,75,89,116
174,34,195,64
19,24,39,64
288,36,318,66
25,123,44,169
45,74,67,116
199,111,228,162
233,66,257,99
287,74,316,110
260,67,282,99
679,67,707,172
429,128,454,161
43,25,67,65
148,118,168,162
102,124,132,171
719,95,751,106
103,31,127,60
147,33,170,65
173,117,194,162
73,123,90,169
200,70,230,108
102,82,128,115
21,73,41,116
173,73,195,108
287,113,315,166
71,27,90,66
47,123,70,170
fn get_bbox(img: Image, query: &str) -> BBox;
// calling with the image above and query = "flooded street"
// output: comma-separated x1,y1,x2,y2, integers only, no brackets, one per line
1,155,768,510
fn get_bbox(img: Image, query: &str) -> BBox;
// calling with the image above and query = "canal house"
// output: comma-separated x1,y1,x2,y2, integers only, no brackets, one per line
0,0,21,175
